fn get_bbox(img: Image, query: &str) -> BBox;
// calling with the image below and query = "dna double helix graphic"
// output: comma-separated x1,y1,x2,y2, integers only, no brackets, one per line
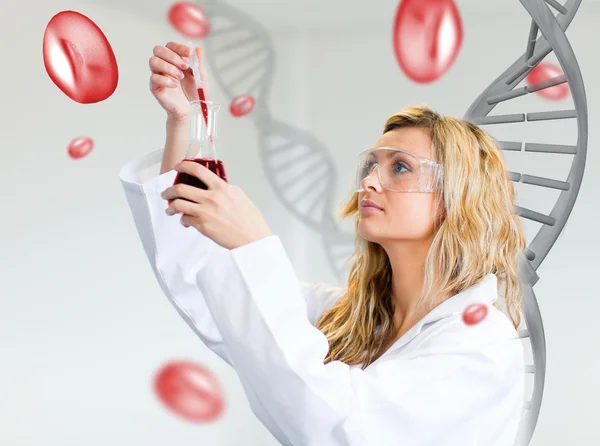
465,1,587,444
198,0,353,278
197,1,588,444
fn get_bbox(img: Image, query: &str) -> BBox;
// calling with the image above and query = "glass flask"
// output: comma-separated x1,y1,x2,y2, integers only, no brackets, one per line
171,99,227,200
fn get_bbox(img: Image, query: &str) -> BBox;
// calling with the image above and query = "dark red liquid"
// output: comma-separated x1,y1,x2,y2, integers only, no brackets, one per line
168,158,228,205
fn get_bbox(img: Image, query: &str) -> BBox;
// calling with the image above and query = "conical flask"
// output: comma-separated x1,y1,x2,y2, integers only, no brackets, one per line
172,99,228,196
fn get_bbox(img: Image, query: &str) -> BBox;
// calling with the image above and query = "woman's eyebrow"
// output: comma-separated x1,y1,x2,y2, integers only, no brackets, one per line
368,149,403,160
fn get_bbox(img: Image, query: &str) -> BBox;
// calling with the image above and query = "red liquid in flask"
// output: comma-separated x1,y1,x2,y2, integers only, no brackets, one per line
169,158,228,205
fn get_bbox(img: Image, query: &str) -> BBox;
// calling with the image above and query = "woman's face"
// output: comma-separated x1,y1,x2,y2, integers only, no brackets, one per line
357,126,444,245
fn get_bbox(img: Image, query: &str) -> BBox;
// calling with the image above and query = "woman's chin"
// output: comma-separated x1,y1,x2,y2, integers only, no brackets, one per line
358,221,379,243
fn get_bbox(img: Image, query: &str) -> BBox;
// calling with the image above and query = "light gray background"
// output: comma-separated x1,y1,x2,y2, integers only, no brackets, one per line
1,0,598,445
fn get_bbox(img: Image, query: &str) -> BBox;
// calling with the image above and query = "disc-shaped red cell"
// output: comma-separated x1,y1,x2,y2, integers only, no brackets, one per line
153,360,225,423
392,0,463,83
43,11,119,104
462,303,488,326
526,62,569,101
67,136,94,159
230,95,256,117
168,2,211,39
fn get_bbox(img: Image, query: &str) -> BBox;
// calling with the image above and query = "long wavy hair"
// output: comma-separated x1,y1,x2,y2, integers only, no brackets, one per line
315,105,527,370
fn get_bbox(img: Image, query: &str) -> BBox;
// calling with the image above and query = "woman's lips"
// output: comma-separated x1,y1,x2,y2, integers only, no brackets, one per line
360,200,383,210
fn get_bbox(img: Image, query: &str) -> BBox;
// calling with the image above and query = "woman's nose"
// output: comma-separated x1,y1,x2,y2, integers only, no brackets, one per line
361,167,383,192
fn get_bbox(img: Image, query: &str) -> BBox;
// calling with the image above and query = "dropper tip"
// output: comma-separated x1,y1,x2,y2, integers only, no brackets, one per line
185,44,204,89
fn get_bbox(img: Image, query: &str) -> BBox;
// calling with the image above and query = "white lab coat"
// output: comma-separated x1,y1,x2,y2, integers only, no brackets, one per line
119,148,525,446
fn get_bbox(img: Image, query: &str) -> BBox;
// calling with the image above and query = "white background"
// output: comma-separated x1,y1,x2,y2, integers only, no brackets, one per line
0,0,598,444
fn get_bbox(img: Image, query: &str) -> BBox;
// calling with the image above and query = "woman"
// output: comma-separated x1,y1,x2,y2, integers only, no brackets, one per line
120,41,526,445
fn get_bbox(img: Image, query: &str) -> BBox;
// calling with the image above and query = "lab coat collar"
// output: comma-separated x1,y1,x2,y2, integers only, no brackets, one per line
375,273,498,361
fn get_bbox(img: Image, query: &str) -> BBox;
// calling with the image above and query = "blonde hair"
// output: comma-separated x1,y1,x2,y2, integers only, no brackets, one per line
316,105,527,370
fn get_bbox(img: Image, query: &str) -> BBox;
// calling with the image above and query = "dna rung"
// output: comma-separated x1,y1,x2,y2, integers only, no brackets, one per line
498,141,522,151
524,142,577,154
471,109,577,124
516,206,556,226
509,172,571,191
487,75,567,104
471,114,525,124
528,109,577,120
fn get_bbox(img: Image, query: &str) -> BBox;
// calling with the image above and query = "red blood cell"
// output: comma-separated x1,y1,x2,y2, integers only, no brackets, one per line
168,2,211,39
392,0,463,83
43,11,119,104
153,360,225,423
67,136,94,159
526,62,569,101
462,303,488,326
230,95,256,117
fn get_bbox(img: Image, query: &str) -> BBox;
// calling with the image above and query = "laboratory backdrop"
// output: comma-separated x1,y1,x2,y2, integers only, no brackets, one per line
1,0,599,444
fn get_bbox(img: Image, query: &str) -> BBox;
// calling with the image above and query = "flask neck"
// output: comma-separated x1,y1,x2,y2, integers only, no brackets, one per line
186,100,220,160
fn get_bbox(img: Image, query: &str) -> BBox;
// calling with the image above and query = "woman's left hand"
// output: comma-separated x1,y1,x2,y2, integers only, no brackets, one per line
161,160,273,250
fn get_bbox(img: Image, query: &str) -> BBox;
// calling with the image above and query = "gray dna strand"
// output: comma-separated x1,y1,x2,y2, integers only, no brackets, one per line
197,0,588,445
465,0,587,444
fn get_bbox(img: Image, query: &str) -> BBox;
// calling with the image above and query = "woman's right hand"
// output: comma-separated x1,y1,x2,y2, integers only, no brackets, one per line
149,42,198,122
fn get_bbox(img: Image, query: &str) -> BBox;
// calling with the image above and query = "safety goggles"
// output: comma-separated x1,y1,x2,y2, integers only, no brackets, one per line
355,147,444,193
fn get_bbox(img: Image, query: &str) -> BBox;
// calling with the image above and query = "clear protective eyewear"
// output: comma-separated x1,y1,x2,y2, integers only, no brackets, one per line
355,147,444,193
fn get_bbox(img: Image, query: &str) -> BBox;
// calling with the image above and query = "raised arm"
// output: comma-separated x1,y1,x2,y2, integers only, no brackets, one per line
120,147,345,366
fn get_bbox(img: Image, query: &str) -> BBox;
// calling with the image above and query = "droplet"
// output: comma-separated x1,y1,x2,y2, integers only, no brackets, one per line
392,0,463,83
153,360,225,423
43,11,119,104
462,303,488,326
230,95,256,117
67,136,94,159
526,62,569,101
168,2,211,39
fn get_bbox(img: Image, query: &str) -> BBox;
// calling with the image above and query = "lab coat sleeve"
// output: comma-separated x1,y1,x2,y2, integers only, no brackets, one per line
119,148,232,364
119,148,346,367
195,236,524,446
